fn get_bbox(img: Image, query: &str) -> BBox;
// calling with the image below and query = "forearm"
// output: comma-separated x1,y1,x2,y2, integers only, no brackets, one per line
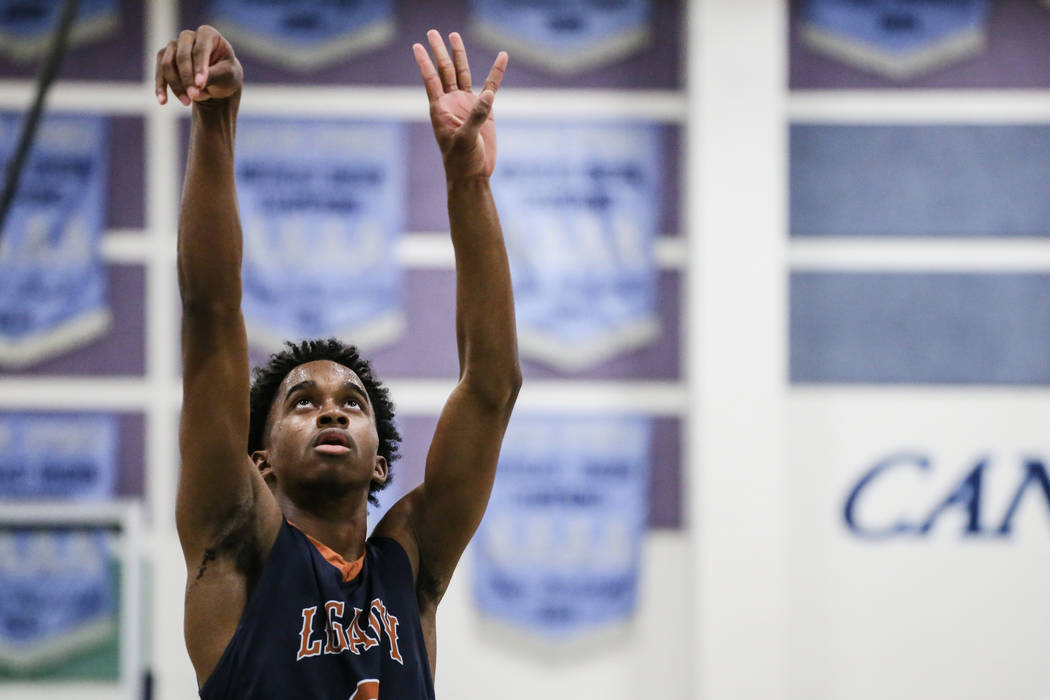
176,95,253,540
447,176,521,399
178,95,243,311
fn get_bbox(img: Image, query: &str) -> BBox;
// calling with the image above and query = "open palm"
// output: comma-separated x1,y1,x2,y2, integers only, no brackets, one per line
414,31,508,179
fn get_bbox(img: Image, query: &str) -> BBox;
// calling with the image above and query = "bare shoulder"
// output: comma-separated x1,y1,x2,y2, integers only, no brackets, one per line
372,486,424,587
373,486,441,670
182,478,283,686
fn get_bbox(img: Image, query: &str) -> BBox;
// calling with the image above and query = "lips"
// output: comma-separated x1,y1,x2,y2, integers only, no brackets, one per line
313,428,352,455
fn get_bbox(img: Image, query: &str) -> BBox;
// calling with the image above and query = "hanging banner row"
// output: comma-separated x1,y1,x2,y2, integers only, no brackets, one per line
0,114,670,373
0,0,656,76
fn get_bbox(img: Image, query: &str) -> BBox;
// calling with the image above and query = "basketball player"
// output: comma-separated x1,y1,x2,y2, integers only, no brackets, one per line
155,26,519,698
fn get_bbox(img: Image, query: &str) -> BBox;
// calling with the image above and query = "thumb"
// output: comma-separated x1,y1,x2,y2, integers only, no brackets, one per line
461,89,495,135
202,60,241,96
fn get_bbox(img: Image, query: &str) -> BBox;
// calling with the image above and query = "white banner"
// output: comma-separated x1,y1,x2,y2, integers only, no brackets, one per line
235,119,405,351
209,0,395,71
0,0,119,63
474,415,650,642
801,0,989,80
495,122,661,372
0,114,111,367
471,0,651,74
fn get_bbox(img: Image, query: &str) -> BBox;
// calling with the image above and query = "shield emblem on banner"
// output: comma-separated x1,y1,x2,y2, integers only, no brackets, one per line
0,114,111,367
470,0,650,74
0,528,117,673
495,123,661,372
474,415,650,641
209,0,395,71
0,0,119,63
235,119,405,351
801,0,989,80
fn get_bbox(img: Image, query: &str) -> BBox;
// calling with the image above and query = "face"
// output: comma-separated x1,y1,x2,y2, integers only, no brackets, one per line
254,360,387,504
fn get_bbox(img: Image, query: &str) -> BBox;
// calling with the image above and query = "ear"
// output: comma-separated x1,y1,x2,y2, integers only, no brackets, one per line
371,455,388,485
252,450,275,486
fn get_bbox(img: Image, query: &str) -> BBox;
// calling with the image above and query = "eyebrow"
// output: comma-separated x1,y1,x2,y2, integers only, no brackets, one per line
284,380,316,401
342,382,370,405
284,379,370,405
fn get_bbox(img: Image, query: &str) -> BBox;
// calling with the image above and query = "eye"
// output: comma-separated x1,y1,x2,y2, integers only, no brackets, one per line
294,397,313,408
345,398,361,408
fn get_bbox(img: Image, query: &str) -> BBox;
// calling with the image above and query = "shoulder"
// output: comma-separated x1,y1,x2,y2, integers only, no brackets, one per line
372,486,453,608
184,515,289,687
371,486,423,584
365,534,414,583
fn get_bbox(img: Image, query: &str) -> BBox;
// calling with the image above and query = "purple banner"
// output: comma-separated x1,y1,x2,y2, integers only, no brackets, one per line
0,265,145,377
0,0,143,82
791,0,1050,88
179,0,682,88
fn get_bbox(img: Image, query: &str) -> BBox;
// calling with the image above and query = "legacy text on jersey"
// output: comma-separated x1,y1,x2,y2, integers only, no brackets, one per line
297,597,403,663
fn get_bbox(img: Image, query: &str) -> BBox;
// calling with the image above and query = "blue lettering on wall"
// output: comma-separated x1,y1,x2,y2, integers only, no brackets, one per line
844,451,929,538
997,460,1050,536
844,454,1050,539
919,459,986,536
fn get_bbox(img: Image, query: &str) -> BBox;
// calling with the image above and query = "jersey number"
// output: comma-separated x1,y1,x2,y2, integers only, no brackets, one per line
349,679,379,700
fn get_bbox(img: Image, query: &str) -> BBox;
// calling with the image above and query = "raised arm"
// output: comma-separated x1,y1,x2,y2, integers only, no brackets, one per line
156,26,280,567
375,31,521,604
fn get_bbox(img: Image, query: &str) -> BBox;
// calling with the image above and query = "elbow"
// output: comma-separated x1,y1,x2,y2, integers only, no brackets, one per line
506,366,523,407
492,366,523,413
178,264,241,316
180,295,242,320
463,364,522,414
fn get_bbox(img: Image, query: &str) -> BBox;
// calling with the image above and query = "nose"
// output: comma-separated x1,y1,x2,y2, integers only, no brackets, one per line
317,408,349,427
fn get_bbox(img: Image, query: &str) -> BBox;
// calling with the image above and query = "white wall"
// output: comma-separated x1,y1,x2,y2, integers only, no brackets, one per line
690,1,788,699
787,391,1050,700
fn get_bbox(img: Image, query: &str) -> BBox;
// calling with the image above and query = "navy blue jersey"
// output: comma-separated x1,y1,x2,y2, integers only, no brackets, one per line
200,520,435,699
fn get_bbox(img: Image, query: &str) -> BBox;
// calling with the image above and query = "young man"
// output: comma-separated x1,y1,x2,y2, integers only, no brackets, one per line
155,26,519,698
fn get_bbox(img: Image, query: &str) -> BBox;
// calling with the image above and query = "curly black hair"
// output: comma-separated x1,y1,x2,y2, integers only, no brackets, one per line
248,338,400,506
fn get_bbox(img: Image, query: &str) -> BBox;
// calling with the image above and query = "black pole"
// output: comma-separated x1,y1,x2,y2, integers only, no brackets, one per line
0,0,82,238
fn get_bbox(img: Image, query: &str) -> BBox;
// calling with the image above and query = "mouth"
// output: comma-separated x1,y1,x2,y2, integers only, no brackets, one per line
312,428,352,456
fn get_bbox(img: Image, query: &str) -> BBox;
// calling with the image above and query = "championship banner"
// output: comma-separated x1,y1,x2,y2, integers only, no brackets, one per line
0,114,111,368
0,0,119,63
209,0,395,72
236,119,405,351
471,0,650,74
474,415,650,641
800,0,989,80
0,412,117,500
0,526,118,677
494,123,661,372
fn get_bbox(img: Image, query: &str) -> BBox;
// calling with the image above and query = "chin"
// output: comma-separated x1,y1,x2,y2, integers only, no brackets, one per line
295,466,367,503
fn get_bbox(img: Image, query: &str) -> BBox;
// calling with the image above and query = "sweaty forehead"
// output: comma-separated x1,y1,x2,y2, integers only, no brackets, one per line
276,360,366,399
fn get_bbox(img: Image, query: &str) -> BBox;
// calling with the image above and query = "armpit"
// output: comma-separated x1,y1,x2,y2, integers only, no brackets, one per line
194,506,265,595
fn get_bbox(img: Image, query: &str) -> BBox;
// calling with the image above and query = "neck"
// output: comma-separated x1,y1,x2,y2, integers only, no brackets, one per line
276,488,370,562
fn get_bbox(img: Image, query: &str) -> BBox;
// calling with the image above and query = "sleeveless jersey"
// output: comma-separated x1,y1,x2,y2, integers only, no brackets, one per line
199,520,435,699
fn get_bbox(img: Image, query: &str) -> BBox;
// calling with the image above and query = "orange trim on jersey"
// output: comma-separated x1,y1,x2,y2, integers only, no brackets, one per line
288,521,365,583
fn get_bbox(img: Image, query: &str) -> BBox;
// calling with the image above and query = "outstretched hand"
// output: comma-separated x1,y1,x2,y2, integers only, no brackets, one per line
155,25,243,106
413,30,508,180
